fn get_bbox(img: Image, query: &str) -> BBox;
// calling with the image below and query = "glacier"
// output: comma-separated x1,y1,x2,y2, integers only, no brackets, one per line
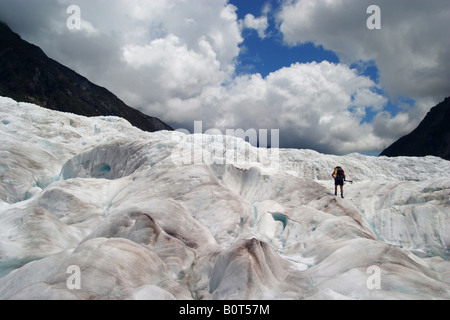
0,96,448,300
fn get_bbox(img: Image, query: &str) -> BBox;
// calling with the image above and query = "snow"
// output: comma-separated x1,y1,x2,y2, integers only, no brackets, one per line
0,96,449,299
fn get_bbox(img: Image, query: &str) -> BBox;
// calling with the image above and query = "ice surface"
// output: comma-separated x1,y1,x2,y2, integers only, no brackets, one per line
0,96,449,299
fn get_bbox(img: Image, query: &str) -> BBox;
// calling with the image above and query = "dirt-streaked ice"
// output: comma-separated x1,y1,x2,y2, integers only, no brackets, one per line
0,96,448,299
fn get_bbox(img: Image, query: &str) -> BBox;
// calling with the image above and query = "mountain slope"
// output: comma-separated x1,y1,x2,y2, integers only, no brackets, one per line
0,97,449,300
380,97,450,160
0,21,172,132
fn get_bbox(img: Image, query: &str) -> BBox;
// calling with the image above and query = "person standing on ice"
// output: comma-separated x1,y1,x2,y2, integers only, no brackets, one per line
332,166,346,198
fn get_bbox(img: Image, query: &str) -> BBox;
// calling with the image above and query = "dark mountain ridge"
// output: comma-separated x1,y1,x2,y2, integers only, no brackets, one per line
0,21,172,132
380,96,450,161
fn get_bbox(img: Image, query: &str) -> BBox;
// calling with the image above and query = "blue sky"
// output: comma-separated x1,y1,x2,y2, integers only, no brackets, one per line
228,0,431,149
231,0,340,77
0,0,448,155
230,0,387,133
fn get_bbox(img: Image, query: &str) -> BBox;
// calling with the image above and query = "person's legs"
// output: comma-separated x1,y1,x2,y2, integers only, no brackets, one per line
334,181,344,197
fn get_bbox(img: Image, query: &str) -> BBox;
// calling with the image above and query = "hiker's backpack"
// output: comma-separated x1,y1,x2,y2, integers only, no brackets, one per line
335,167,345,180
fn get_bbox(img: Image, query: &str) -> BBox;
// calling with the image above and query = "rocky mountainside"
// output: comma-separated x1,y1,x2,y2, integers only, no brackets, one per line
381,96,450,160
0,21,172,132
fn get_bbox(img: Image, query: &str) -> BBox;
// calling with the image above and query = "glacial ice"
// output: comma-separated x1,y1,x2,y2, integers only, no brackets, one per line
0,96,449,299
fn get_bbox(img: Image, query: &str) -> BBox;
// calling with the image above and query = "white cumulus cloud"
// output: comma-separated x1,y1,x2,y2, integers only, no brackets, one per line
277,0,450,105
242,13,269,39
0,0,446,154
167,61,389,154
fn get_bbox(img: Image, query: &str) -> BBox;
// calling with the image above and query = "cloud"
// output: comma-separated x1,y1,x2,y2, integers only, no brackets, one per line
242,13,269,39
372,111,414,140
277,0,450,104
167,61,389,154
0,0,444,154
0,0,242,101
121,34,226,102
